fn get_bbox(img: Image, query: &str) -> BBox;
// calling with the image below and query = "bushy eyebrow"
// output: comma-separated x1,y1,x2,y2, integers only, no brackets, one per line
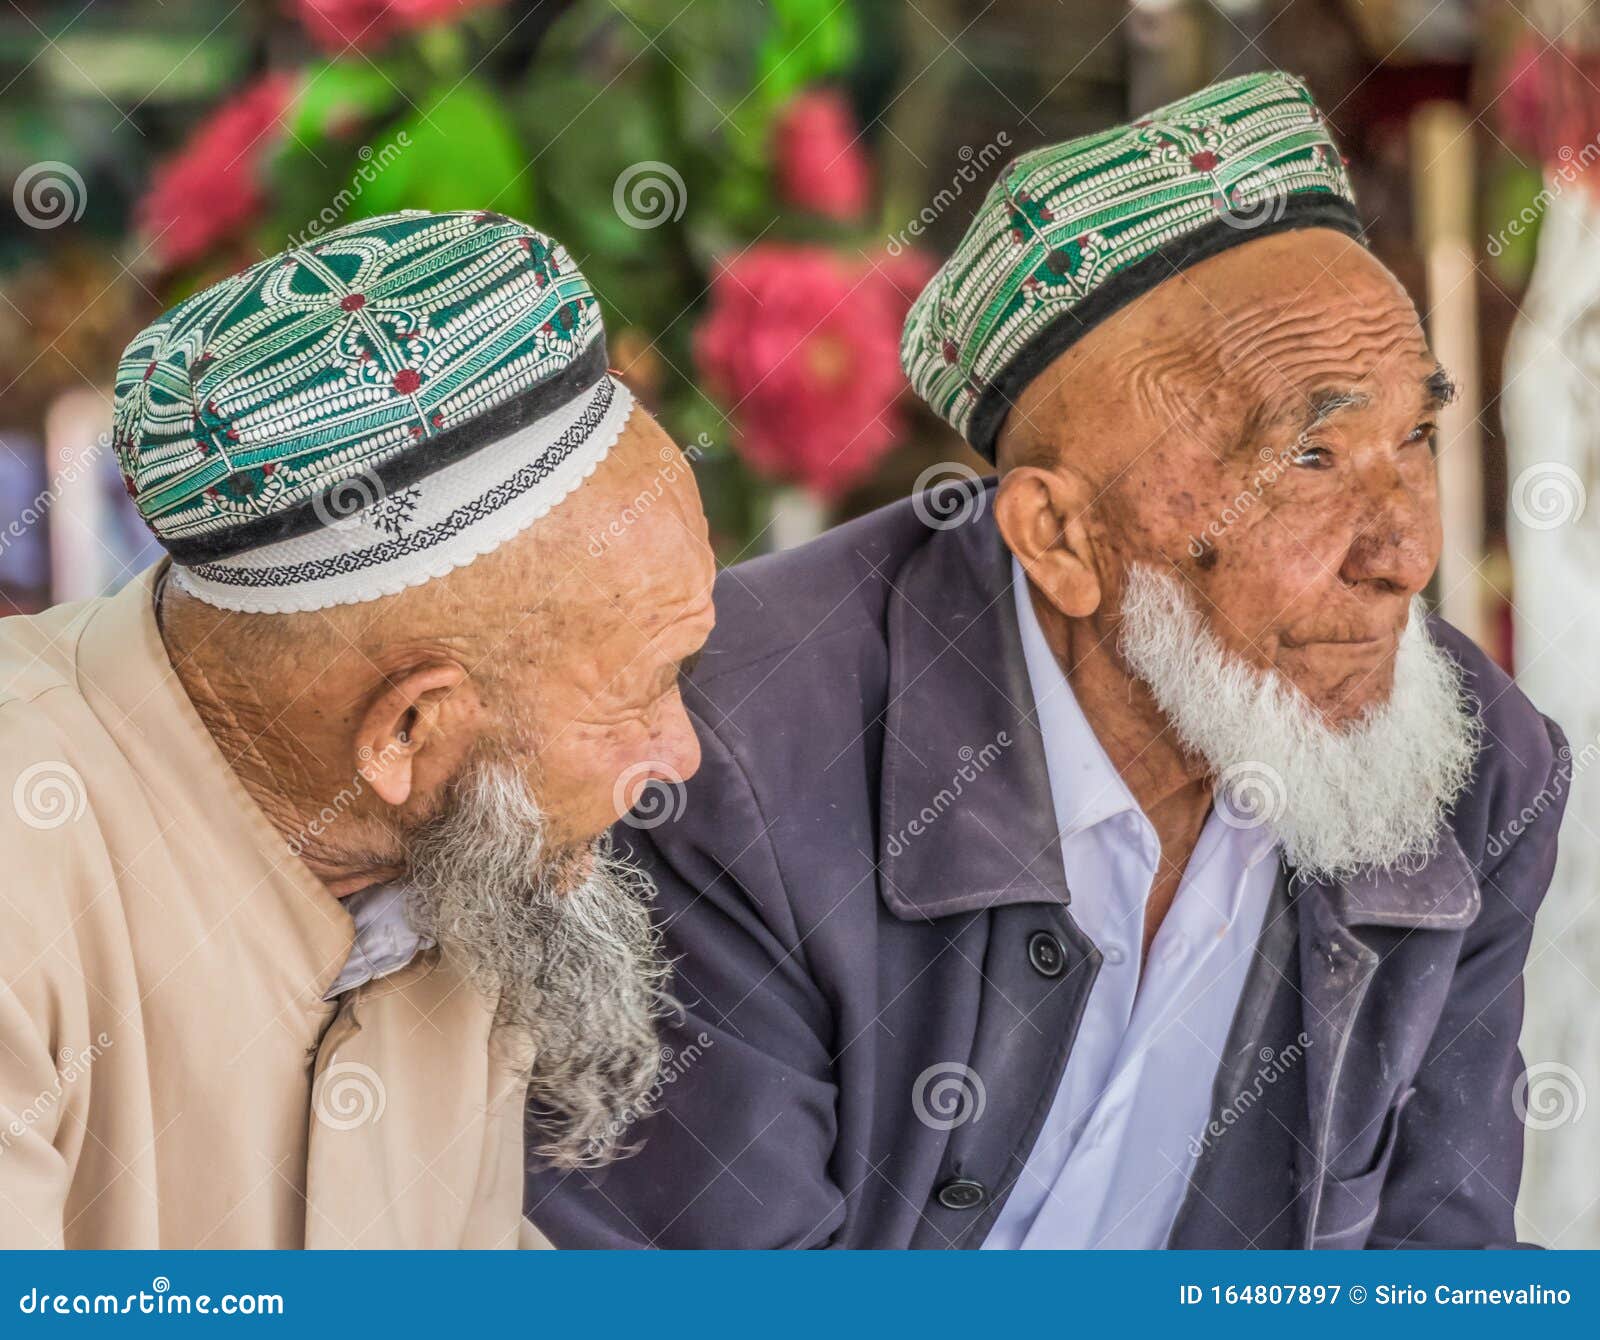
1301,387,1371,432
1244,364,1457,452
1422,365,1457,412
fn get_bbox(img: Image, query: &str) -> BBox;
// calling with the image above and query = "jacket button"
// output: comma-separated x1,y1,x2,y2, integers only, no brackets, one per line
1027,930,1065,977
935,1177,986,1211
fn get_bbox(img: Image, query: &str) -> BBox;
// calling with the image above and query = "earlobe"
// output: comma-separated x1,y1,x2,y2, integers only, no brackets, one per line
995,467,1103,620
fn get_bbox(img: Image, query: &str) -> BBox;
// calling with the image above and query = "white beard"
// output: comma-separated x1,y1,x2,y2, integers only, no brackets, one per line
1116,565,1480,882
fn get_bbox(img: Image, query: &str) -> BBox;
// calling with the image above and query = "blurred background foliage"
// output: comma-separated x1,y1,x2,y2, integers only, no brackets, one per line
0,0,1575,614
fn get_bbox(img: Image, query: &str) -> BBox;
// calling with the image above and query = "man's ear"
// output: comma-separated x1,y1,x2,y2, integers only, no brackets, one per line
994,465,1102,620
353,662,478,808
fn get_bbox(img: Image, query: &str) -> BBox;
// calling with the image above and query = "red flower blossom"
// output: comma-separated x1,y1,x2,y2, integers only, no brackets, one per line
292,0,503,55
1496,32,1600,190
773,89,873,223
1190,149,1220,172
136,74,297,271
694,244,916,497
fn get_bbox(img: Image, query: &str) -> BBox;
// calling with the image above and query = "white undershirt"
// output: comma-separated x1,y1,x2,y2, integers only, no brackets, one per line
983,560,1278,1250
323,882,434,1000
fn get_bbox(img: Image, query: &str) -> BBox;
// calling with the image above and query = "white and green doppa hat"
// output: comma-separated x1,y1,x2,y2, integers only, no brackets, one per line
113,210,634,613
901,71,1362,461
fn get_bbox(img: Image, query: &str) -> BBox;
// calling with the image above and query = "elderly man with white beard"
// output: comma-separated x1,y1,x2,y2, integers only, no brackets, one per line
528,73,1571,1250
0,211,713,1248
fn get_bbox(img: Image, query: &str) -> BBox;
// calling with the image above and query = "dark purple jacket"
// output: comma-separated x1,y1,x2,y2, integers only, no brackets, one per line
528,483,1569,1249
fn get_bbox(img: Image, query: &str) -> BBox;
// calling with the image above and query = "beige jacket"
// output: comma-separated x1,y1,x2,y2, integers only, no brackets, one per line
0,564,542,1249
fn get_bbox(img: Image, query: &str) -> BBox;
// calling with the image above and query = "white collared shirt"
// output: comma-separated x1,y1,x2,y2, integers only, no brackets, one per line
983,560,1279,1250
323,881,435,1000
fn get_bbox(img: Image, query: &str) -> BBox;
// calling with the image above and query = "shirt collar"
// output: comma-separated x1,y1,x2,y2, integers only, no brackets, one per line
1010,557,1277,868
1012,557,1147,844
323,881,435,999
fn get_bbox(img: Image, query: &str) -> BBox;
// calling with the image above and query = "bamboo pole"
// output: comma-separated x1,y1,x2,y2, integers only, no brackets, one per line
1412,100,1487,646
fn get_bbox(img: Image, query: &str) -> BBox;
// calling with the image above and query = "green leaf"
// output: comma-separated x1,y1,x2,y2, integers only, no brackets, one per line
357,78,536,220
289,60,406,147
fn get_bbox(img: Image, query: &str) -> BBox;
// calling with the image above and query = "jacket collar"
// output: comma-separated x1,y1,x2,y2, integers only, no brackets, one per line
878,493,1071,921
876,493,1480,934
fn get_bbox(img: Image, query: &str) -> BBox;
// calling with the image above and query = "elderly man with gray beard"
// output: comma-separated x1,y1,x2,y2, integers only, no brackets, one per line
528,73,1570,1250
0,211,713,1248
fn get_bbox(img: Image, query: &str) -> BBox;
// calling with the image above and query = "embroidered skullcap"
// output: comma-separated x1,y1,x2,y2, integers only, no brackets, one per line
900,71,1362,461
113,209,633,613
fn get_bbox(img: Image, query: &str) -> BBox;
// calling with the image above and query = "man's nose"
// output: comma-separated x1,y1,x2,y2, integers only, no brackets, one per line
650,697,704,789
1338,475,1439,598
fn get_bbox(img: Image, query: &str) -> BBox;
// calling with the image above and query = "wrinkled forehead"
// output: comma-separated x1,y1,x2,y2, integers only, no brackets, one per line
1117,246,1436,440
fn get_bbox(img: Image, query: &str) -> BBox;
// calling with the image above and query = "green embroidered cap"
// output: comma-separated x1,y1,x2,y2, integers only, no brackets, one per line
113,210,632,614
900,71,1362,461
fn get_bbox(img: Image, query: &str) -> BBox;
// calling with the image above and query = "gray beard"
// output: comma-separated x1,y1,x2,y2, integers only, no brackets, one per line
403,760,670,1169
1117,565,1480,882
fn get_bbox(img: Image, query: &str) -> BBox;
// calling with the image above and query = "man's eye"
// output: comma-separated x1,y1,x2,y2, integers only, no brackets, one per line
1404,422,1437,448
1290,444,1334,469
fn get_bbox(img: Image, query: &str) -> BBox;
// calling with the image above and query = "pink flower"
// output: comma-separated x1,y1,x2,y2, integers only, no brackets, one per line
774,89,873,223
292,0,502,54
869,245,938,316
1495,32,1600,184
136,74,297,271
695,244,913,497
